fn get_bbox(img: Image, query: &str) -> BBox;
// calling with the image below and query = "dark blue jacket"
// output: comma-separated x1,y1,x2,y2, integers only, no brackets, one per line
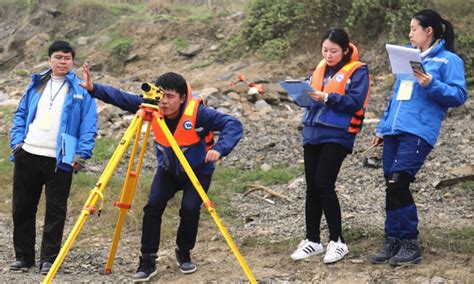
90,83,243,175
302,63,370,152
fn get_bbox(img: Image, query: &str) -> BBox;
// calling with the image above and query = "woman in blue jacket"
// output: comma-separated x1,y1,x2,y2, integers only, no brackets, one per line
371,9,467,266
290,28,370,264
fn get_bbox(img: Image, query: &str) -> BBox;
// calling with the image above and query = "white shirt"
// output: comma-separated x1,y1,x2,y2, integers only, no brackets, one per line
23,75,69,158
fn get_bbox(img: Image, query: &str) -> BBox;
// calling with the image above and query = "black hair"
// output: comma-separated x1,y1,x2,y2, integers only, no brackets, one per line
154,72,188,97
320,28,353,64
413,9,456,53
48,40,75,59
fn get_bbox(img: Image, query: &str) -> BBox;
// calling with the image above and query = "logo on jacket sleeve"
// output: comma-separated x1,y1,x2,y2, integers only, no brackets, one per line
183,120,193,130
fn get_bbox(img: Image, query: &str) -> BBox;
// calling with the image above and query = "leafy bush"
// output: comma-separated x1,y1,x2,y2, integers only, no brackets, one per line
345,0,427,43
255,38,290,61
108,37,133,61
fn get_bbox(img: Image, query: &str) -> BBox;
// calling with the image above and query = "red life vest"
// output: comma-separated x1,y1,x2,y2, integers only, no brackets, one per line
310,43,370,134
151,85,214,151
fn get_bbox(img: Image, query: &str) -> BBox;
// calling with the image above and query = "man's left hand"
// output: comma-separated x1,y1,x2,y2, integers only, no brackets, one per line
205,150,221,163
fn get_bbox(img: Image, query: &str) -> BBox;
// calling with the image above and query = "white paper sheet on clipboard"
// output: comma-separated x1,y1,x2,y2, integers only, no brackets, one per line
385,44,423,75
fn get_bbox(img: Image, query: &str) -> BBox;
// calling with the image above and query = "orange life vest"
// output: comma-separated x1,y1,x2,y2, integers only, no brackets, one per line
152,86,214,151
310,43,370,134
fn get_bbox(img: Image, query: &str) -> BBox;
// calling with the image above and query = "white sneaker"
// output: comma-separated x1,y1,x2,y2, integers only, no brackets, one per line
291,239,324,261
323,239,348,264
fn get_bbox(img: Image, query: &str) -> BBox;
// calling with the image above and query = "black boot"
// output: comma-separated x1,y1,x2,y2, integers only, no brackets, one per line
132,254,157,282
175,248,197,274
389,239,422,266
371,237,401,264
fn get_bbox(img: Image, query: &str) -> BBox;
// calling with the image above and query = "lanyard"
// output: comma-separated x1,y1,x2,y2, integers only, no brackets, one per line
49,79,67,109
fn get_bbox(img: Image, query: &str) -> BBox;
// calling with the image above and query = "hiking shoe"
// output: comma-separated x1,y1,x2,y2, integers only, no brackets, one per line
40,261,53,275
389,239,422,266
10,260,33,272
175,248,197,274
132,254,157,282
371,237,401,264
323,239,348,264
291,239,324,261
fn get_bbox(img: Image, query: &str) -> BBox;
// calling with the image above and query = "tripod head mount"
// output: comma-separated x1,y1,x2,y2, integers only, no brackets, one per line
141,83,164,105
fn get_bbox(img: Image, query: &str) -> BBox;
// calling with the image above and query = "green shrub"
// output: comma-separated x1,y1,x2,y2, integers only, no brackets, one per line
108,37,133,61
174,36,189,51
345,0,426,43
15,69,28,77
256,38,290,61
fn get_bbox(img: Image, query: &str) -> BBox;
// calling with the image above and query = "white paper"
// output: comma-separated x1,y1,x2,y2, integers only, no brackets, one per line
385,44,422,75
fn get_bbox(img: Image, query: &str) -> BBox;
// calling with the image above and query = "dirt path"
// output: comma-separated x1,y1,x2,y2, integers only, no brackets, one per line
1,210,472,283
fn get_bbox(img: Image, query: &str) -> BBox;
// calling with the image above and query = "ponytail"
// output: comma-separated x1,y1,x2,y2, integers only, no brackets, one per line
413,9,457,54
441,18,456,53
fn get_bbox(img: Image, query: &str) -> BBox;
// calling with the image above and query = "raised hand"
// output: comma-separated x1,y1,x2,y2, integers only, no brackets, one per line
80,63,94,92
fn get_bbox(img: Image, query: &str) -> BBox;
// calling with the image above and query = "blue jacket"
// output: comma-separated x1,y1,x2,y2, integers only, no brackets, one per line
90,83,243,175
376,40,467,146
302,63,370,152
10,69,98,171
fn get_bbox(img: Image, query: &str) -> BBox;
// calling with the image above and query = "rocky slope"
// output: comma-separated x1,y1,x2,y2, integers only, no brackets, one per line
0,2,472,283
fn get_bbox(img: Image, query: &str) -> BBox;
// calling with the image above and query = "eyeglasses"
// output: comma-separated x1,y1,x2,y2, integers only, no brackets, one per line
51,55,73,62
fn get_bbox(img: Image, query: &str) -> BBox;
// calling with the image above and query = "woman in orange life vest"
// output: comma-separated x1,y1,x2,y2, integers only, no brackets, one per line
290,28,370,264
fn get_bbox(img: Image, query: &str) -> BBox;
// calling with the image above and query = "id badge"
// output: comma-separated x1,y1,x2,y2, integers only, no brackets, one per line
396,80,414,101
39,112,52,130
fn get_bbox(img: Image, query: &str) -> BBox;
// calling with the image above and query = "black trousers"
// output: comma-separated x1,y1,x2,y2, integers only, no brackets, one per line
140,168,212,255
12,148,72,264
304,143,348,243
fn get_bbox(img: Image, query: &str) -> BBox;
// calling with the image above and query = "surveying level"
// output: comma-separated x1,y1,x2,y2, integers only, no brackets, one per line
141,82,164,104
43,84,257,284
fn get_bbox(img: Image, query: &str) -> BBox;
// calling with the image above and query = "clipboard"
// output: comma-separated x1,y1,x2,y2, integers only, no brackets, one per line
385,44,423,76
279,80,318,107
61,133,77,165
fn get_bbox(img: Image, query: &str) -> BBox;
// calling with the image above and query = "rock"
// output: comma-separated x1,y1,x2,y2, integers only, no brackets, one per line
77,37,89,46
431,276,446,284
227,92,241,101
255,99,271,111
177,45,203,57
260,163,272,172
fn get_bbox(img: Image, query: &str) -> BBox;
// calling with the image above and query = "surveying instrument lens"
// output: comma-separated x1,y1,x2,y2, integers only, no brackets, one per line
141,82,164,105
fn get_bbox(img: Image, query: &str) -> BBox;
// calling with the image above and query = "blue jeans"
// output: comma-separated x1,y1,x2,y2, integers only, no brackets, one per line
382,133,433,240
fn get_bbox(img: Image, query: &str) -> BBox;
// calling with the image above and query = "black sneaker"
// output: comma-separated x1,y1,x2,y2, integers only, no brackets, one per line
10,260,33,272
389,239,422,266
40,261,53,275
371,237,401,264
175,248,197,274
132,254,157,282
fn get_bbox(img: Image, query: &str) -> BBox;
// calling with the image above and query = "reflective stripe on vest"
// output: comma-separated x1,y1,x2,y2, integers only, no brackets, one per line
311,60,370,134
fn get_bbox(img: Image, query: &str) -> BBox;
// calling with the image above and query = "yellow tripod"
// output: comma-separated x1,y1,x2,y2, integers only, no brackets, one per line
43,84,256,283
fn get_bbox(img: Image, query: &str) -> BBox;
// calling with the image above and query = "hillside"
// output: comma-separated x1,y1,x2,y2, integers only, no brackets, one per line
0,1,472,283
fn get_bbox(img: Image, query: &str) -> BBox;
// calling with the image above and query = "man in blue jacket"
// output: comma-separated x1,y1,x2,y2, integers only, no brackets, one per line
9,41,97,275
81,64,243,282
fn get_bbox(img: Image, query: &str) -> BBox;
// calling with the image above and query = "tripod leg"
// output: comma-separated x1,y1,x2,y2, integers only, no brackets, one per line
105,122,152,273
152,112,257,284
43,115,143,284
